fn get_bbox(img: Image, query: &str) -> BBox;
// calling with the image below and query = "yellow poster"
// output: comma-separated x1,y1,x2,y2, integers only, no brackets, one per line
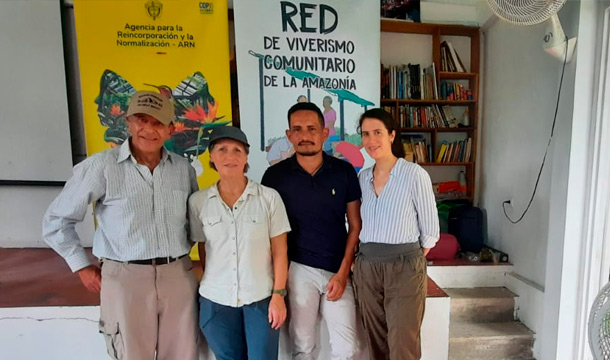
74,0,231,189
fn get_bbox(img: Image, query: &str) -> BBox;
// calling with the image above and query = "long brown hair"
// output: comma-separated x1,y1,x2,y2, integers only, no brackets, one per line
358,108,405,158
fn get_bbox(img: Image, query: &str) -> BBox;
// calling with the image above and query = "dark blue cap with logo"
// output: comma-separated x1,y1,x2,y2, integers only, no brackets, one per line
209,126,250,148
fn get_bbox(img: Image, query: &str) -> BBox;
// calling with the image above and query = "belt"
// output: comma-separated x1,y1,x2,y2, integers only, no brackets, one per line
125,254,188,266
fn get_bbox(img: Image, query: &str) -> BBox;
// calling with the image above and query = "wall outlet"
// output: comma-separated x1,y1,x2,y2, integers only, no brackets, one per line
503,199,513,207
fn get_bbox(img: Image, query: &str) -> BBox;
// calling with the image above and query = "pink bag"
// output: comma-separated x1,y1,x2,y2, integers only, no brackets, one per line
426,233,460,260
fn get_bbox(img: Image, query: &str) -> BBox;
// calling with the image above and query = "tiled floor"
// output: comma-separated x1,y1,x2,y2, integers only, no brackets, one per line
0,248,446,307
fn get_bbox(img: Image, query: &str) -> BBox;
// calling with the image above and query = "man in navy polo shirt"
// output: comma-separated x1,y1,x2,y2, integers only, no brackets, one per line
262,102,362,359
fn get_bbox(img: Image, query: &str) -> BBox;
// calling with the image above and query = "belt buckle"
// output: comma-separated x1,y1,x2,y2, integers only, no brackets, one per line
154,257,172,266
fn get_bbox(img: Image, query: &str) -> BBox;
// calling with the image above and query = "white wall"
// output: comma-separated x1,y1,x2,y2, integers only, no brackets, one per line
541,1,610,359
479,2,579,298
0,298,450,360
479,2,581,359
0,1,88,248
0,0,73,182
0,186,95,248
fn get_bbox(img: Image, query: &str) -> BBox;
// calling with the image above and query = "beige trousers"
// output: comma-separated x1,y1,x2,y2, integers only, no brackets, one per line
98,257,199,360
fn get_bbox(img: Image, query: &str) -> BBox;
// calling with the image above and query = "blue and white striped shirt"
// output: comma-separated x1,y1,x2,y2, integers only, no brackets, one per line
358,158,439,248
42,140,198,272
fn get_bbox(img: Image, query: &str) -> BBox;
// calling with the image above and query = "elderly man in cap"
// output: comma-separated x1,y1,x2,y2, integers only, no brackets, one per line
43,91,199,360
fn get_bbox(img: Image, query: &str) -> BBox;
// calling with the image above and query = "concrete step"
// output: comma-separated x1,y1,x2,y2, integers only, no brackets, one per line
449,322,534,360
445,287,516,323
428,262,513,288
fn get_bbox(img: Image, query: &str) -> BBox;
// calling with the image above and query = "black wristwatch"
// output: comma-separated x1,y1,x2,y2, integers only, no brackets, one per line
271,289,287,296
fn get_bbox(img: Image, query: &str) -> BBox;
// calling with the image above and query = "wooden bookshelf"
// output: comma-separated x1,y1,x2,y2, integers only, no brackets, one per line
381,19,480,202
439,72,478,80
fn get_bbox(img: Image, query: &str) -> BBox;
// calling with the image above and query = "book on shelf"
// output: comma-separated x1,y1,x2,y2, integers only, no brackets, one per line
381,63,439,100
402,134,433,164
430,63,439,100
441,105,458,128
436,142,447,163
382,105,397,120
440,46,449,72
399,104,451,128
396,104,470,129
464,137,472,162
440,41,466,73
423,63,439,100
410,64,421,99
439,81,473,101
403,142,415,162
436,138,472,163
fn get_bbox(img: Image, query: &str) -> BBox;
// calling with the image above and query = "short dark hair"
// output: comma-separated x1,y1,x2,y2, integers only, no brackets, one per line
358,108,405,158
208,140,250,173
287,102,325,128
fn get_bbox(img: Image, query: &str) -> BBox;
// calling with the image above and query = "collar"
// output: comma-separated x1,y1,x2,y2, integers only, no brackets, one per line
207,177,257,199
117,138,172,164
367,158,403,183
288,152,333,173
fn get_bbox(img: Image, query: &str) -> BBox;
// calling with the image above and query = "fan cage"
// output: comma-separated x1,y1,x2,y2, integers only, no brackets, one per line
589,282,610,360
486,0,567,26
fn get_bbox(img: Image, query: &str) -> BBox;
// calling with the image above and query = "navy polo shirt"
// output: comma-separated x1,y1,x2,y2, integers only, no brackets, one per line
261,153,361,273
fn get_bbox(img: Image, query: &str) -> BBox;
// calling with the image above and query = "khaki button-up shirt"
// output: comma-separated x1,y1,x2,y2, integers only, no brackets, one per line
189,179,291,307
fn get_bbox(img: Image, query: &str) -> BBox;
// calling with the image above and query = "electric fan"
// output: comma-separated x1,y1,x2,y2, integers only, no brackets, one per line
486,0,577,62
589,281,610,359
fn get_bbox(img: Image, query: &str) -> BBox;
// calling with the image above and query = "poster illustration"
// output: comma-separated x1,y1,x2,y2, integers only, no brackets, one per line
74,0,232,188
233,0,380,180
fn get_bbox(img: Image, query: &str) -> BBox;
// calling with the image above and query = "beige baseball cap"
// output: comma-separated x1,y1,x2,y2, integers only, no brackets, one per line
125,91,175,125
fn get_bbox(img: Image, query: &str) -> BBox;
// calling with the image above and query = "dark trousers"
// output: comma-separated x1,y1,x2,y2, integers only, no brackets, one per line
199,296,279,360
353,243,427,360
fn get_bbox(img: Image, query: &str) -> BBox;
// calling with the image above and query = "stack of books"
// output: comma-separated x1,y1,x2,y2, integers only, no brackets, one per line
382,105,396,119
398,104,458,128
440,41,466,73
440,81,473,100
403,135,433,164
436,138,472,163
381,63,438,100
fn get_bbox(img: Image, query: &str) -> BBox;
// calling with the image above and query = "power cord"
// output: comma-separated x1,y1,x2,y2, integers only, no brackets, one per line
503,36,569,224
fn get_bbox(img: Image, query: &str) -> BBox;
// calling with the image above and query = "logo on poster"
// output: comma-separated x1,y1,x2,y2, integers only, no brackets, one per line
199,2,213,14
145,0,163,20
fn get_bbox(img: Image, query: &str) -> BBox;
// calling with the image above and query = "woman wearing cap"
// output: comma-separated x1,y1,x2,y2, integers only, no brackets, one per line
188,126,291,359
353,109,439,359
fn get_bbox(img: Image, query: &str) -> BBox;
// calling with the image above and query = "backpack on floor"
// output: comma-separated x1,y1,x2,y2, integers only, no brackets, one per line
448,206,484,253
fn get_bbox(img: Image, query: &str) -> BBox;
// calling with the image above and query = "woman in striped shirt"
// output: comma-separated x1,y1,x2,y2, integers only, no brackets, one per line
353,108,439,359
